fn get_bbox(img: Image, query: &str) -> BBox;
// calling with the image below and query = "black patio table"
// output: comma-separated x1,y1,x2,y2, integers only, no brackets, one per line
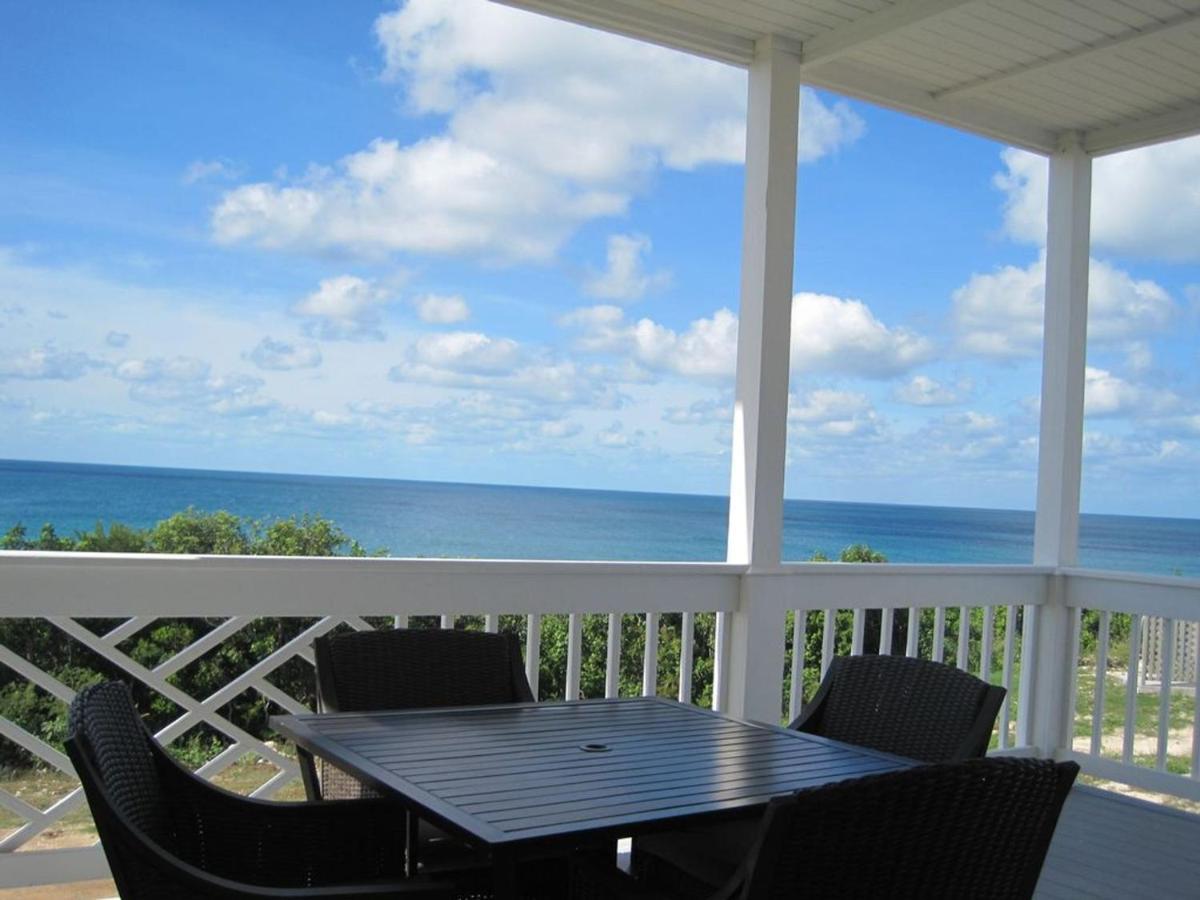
272,696,911,898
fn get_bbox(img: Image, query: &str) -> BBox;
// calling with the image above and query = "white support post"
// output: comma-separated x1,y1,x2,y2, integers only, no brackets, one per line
722,36,800,724
1019,134,1092,753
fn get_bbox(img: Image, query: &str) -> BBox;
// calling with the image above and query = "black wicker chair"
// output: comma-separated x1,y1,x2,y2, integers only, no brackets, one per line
300,628,539,884
574,758,1079,900
65,681,456,899
300,628,535,802
633,654,1007,894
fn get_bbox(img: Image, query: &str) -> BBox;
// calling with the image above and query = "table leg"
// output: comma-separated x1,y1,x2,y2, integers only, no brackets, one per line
405,809,419,878
492,849,518,900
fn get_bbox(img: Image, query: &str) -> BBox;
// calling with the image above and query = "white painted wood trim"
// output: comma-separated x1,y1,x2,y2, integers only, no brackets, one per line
0,552,741,616
642,611,659,697
1123,613,1141,766
879,607,894,656
678,610,695,704
566,612,583,701
606,613,622,699
1033,136,1091,569
1063,751,1200,804
725,34,799,569
800,0,976,69
525,613,541,698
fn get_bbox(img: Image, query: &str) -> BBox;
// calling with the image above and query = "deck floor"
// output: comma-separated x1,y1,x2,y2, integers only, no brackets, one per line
1036,786,1200,899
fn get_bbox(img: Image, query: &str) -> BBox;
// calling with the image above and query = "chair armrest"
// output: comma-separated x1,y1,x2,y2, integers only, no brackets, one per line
160,755,414,886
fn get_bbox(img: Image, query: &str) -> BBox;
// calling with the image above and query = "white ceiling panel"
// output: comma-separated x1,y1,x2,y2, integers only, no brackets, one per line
495,0,1200,154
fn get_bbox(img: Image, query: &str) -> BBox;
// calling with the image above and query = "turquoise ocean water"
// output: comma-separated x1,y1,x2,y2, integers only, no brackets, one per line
2,459,1197,576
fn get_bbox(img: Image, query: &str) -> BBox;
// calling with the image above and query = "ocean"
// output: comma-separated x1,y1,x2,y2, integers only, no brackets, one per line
2,459,1197,576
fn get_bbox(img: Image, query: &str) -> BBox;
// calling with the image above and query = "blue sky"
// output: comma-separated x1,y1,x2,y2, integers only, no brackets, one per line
1,0,1197,517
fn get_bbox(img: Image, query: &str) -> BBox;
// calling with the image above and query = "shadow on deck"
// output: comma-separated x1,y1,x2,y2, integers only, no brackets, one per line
1037,786,1200,898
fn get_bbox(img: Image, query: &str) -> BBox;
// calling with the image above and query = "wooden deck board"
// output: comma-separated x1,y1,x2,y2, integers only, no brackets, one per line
1036,786,1200,899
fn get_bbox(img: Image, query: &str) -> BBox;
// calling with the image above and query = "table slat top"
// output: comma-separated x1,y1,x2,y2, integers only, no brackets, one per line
274,697,910,846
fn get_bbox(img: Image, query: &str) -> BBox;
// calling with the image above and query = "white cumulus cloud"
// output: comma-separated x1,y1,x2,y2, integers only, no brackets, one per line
247,337,322,371
790,293,933,377
414,293,470,324
1084,366,1181,419
995,138,1200,261
893,374,970,406
562,304,738,378
584,234,671,301
213,0,865,264
409,331,521,375
788,389,880,437
0,346,97,380
292,275,394,341
565,292,932,381
953,253,1174,358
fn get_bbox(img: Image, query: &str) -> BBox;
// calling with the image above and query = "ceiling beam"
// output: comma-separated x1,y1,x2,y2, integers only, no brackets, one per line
1084,100,1200,156
492,0,756,66
936,9,1200,100
799,0,978,69
804,60,1058,154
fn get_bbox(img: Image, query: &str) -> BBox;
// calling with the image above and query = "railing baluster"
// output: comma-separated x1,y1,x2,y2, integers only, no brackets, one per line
905,607,920,658
606,613,621,699
679,611,695,705
712,611,729,712
525,614,541,699
980,606,995,681
1158,618,1175,772
1000,605,1017,750
879,608,894,656
484,614,499,633
821,609,836,677
851,608,865,656
566,612,583,701
932,607,946,663
788,611,805,721
1192,624,1200,779
1066,606,1082,749
643,612,659,697
1123,613,1141,765
956,606,970,670
440,614,454,629
1092,610,1111,756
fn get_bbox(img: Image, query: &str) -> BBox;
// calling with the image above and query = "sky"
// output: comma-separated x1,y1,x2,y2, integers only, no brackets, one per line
0,0,1197,518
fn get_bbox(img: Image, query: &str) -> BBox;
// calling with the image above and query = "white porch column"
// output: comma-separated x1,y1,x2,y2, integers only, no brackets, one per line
719,36,800,723
1018,134,1092,751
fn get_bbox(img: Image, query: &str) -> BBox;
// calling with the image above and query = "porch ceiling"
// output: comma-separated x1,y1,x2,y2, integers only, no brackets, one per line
495,0,1200,156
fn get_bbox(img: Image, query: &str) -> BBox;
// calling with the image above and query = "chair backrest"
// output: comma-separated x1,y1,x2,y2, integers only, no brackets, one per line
313,627,535,712
791,654,1005,762
66,681,172,848
65,682,185,898
740,758,1079,900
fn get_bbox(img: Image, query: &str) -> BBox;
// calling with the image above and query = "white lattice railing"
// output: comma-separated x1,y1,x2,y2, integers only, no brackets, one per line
2,553,1195,889
1062,569,1200,802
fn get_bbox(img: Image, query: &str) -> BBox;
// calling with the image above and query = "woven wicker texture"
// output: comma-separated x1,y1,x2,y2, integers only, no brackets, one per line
634,654,1006,893
744,758,1078,899
317,628,534,711
309,628,533,802
794,654,1005,762
582,759,1078,900
66,682,456,899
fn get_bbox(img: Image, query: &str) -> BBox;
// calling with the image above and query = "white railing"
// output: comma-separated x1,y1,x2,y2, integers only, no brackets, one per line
1,552,1196,888
1061,568,1200,802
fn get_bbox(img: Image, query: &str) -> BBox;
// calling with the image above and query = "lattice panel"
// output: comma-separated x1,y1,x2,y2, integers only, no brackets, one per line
0,614,380,852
